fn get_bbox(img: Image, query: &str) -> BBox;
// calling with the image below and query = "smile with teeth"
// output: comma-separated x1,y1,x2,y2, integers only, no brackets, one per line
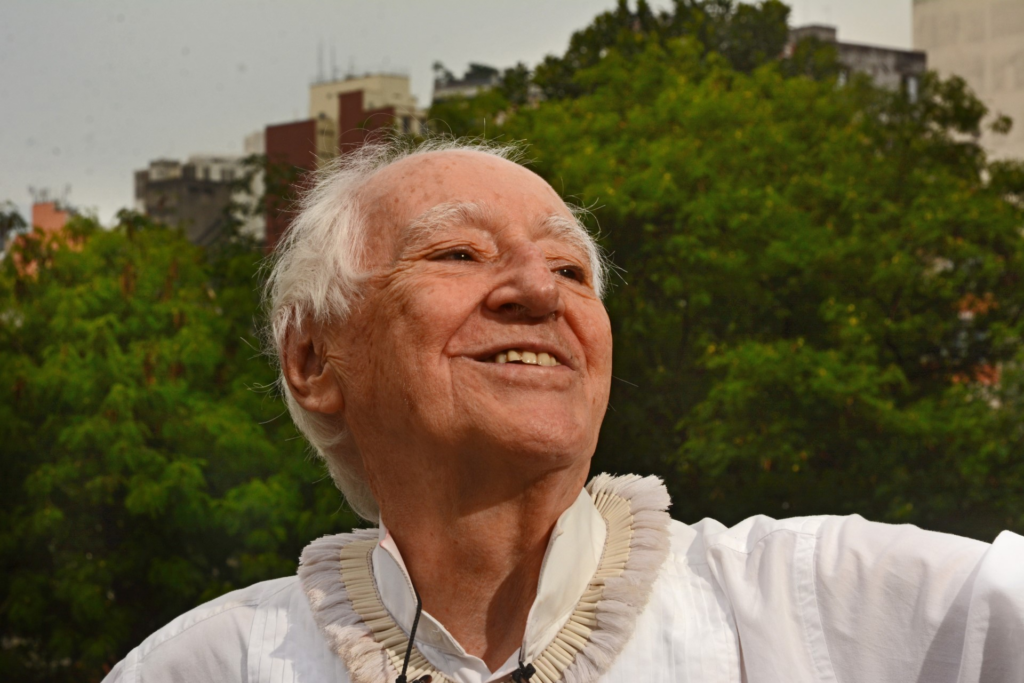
488,349,561,366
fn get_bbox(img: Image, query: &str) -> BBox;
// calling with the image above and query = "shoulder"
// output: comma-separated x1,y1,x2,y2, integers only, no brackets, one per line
655,513,998,638
104,576,312,683
672,512,990,563
660,514,1022,682
657,515,830,575
677,513,992,594
648,516,837,615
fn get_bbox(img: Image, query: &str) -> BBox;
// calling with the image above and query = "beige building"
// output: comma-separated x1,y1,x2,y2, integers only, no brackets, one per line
244,130,266,156
309,73,422,136
914,0,1024,160
788,26,927,93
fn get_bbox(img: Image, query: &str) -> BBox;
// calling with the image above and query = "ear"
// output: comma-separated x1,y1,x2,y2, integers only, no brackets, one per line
282,322,345,415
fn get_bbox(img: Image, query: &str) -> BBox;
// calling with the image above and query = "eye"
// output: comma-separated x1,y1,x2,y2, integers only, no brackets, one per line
433,249,476,262
555,265,585,282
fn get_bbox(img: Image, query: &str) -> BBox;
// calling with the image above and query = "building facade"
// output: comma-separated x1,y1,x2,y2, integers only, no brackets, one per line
788,25,928,94
31,201,74,232
914,0,1024,161
309,73,422,136
262,73,422,250
262,119,328,251
134,155,261,246
432,63,501,102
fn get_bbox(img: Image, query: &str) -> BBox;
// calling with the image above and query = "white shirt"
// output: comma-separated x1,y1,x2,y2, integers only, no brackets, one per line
105,500,1024,682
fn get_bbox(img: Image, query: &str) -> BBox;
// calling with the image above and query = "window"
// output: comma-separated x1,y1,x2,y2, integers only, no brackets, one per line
905,75,920,103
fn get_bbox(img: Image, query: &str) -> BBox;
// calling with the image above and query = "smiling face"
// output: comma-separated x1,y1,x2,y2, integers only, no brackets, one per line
324,150,612,502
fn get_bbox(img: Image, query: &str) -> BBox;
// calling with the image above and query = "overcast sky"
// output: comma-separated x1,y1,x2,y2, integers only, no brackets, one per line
0,0,912,224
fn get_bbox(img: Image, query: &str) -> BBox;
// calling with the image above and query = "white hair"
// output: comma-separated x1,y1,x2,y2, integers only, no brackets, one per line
263,136,607,520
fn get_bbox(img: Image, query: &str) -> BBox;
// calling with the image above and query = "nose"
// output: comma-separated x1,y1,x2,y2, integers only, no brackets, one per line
484,242,564,320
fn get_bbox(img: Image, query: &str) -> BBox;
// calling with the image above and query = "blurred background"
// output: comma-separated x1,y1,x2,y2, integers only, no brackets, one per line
2,1,1023,680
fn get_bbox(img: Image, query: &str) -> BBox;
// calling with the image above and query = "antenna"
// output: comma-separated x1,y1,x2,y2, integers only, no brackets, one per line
28,186,50,203
317,40,325,83
331,44,338,81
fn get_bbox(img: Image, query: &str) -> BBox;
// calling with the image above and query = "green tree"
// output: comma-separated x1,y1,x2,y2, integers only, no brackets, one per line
498,62,533,108
428,88,512,139
0,216,357,681
428,61,534,138
428,0,795,139
0,201,27,252
504,37,1024,539
533,0,791,100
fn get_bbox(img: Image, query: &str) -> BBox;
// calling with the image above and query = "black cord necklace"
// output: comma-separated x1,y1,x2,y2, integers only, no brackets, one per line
511,656,536,682
395,587,431,683
395,588,535,683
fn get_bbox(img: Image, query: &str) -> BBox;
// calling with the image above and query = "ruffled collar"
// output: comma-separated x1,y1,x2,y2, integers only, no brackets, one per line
299,474,671,683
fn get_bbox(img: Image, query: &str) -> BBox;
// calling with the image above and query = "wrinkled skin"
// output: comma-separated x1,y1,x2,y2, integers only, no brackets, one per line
284,150,613,669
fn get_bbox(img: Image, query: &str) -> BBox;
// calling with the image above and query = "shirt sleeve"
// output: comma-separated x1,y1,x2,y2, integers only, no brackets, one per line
813,515,1024,683
956,530,1024,682
100,603,256,683
704,514,1024,683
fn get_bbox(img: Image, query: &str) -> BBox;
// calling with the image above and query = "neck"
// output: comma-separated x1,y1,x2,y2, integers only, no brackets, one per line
380,465,587,672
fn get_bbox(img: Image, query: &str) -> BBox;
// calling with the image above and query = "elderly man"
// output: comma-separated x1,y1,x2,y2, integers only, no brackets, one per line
106,140,1024,683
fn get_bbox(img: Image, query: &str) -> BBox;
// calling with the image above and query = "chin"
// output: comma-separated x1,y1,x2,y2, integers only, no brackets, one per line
493,419,596,469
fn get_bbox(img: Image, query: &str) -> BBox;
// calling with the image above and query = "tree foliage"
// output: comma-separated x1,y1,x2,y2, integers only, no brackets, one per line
429,87,513,140
430,0,1024,538
6,1,1024,679
0,202,27,252
532,0,791,100
502,36,1024,538
428,61,535,136
0,217,356,681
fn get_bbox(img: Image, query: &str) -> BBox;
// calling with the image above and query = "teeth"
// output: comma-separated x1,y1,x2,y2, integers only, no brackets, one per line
489,349,561,365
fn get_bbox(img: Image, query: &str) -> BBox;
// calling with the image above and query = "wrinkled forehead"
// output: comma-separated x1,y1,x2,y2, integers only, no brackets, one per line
356,150,575,261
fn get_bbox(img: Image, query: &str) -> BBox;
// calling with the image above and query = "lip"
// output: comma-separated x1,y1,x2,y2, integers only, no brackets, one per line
465,343,574,369
450,356,575,390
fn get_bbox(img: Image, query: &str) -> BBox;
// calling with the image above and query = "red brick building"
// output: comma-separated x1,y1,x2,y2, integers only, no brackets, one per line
31,201,73,232
264,119,324,251
337,91,396,154
263,75,419,251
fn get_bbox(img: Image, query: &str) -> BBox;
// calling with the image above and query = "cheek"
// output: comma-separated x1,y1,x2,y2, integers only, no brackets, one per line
578,305,614,373
578,306,614,419
368,276,479,381
385,280,459,344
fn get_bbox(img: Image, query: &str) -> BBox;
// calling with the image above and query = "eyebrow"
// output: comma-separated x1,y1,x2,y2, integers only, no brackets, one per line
400,201,589,255
401,201,496,246
536,214,593,258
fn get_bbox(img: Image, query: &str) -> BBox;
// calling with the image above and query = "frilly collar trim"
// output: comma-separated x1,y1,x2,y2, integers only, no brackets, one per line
298,474,672,683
